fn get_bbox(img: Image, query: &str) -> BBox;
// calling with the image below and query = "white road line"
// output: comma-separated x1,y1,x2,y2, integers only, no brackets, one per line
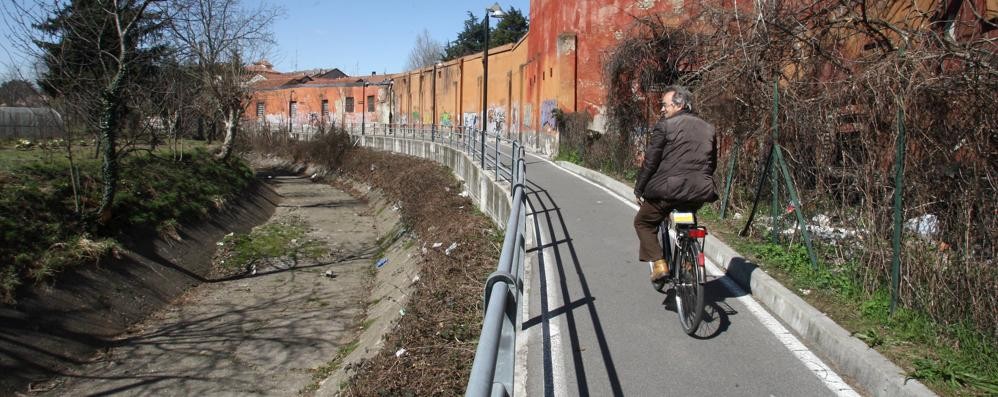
525,151,859,397
703,261,861,397
528,200,568,397
514,203,534,395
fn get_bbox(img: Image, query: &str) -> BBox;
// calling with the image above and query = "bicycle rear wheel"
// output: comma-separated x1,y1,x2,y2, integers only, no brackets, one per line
674,238,705,335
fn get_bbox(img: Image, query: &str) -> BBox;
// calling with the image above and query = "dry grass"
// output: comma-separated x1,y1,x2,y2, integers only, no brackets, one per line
245,128,501,395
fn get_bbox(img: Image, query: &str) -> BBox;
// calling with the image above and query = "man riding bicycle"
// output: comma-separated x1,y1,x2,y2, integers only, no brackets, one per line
633,85,718,282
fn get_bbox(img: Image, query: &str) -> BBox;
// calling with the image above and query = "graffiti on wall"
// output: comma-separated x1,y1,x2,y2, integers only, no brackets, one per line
540,100,558,131
398,114,408,125
487,106,506,135
510,106,520,138
440,111,453,127
463,112,479,129
264,114,284,126
411,111,420,123
344,113,361,125
523,103,533,129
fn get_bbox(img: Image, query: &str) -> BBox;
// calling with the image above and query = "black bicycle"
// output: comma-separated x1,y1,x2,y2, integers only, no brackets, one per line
653,211,708,335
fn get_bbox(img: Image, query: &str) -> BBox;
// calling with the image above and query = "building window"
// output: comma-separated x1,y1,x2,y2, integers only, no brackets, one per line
367,95,375,112
289,101,297,120
321,100,329,118
345,97,354,113
256,102,265,118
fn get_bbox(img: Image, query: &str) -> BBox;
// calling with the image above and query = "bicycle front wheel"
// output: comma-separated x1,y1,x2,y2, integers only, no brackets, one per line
674,238,705,335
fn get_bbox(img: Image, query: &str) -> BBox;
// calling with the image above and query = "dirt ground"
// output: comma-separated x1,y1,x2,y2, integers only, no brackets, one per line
28,175,381,396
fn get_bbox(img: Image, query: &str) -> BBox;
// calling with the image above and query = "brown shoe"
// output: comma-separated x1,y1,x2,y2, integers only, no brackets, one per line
650,259,670,282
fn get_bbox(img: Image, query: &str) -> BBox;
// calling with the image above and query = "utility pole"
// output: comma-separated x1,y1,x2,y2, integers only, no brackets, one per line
481,13,489,168
366,81,367,135
432,62,438,141
481,3,505,168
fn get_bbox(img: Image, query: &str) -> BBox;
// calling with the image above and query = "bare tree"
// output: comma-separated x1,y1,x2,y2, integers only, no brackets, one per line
170,0,279,161
406,29,444,70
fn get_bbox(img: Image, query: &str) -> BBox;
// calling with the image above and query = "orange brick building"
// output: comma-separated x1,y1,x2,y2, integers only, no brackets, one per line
246,60,393,133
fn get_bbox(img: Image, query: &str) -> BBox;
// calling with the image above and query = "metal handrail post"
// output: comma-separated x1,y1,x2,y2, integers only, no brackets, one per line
466,182,523,397
511,141,518,186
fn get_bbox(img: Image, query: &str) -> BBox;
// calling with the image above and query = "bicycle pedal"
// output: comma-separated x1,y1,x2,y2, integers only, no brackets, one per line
653,279,668,293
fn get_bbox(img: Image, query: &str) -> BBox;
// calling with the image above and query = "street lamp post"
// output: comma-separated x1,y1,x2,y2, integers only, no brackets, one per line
432,62,439,142
288,89,296,133
361,81,367,135
387,78,394,135
481,2,505,168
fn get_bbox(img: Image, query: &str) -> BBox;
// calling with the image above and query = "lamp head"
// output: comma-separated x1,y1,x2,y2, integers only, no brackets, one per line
487,3,505,18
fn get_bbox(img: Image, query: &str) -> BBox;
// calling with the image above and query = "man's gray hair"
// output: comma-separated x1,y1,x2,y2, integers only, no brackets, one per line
666,85,694,111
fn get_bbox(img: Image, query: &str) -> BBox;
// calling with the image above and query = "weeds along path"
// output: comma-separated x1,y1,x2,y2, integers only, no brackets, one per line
34,175,380,396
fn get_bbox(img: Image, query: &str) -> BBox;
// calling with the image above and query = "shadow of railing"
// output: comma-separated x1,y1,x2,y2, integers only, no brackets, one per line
521,179,624,396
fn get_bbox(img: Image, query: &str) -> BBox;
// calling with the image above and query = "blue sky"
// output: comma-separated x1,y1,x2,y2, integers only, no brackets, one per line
0,0,530,80
262,0,530,75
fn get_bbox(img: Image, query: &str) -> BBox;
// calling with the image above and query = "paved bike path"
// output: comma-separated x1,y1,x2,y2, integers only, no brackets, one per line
517,152,853,396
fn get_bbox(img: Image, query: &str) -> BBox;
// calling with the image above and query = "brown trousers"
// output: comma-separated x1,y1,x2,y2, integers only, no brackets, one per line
633,199,702,262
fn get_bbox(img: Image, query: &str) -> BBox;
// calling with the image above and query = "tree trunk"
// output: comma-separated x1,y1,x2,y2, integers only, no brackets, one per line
176,110,184,161
207,119,215,144
196,117,205,140
216,107,240,161
65,128,81,215
96,71,126,225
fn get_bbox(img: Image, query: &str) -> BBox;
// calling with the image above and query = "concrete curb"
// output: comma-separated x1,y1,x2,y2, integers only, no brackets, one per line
553,161,935,397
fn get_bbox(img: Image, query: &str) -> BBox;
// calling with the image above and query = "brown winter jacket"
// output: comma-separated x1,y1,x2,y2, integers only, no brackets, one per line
633,111,719,204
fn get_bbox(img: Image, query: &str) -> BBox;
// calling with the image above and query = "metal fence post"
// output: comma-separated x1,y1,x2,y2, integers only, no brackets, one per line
719,138,741,219
511,141,518,187
890,98,906,314
770,81,780,244
740,142,775,237
495,133,500,180
774,145,820,271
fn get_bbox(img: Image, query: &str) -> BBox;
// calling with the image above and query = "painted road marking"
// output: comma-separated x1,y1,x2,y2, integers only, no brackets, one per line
514,203,535,396
527,199,569,397
703,261,860,397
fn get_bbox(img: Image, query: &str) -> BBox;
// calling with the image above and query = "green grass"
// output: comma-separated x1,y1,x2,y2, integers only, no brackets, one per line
553,148,638,185
0,139,253,303
218,216,326,270
554,147,582,164
0,138,213,172
300,340,360,394
859,293,998,395
725,235,997,396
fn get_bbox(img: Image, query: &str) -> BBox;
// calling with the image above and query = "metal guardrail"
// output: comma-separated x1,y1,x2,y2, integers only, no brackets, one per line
344,123,528,397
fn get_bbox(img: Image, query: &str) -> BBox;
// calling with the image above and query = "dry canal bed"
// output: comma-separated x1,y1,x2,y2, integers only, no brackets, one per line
30,175,380,396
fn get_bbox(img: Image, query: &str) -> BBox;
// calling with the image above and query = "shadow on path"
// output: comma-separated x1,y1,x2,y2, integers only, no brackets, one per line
658,276,744,340
522,179,624,397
